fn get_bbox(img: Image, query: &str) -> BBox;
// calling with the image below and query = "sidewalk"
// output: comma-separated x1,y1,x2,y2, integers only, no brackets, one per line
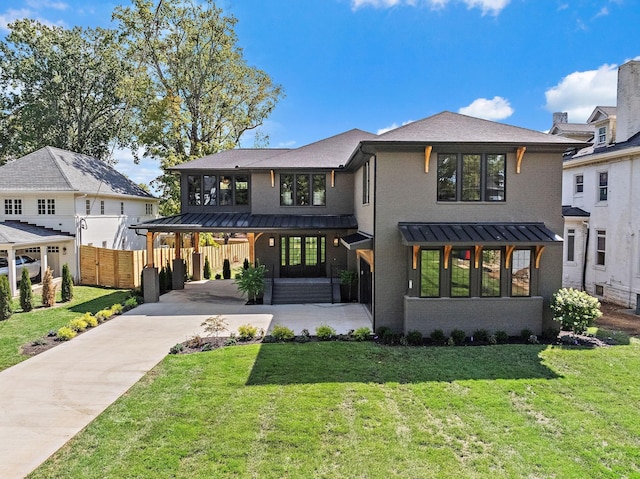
0,280,370,478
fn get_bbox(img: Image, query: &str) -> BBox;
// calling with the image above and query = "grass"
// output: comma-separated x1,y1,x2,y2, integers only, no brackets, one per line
29,340,640,478
0,286,131,371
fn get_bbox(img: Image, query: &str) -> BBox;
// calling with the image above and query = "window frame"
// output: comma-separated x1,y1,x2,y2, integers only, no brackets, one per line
280,173,327,207
596,229,606,266
598,126,607,145
187,173,249,207
85,199,91,215
480,248,502,297
38,198,55,215
510,249,532,297
100,200,105,215
574,174,584,194
362,160,371,205
598,171,608,202
566,228,576,262
4,198,22,215
437,153,506,202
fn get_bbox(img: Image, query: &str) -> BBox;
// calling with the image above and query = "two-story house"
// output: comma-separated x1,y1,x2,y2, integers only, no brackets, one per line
0,146,159,294
556,60,640,309
136,112,581,336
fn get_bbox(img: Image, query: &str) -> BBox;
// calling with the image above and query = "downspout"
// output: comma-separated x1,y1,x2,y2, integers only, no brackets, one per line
582,222,589,291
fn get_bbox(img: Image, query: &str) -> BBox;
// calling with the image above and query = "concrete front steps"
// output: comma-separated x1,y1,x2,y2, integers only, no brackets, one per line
269,278,338,304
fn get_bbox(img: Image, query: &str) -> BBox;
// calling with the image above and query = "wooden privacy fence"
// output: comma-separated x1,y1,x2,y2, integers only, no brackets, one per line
80,242,249,289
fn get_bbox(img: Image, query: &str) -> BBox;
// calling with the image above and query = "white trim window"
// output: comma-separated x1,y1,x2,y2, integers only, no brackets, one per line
596,229,606,266
598,172,608,202
598,126,607,145
145,203,153,215
566,228,576,262
100,200,105,215
574,174,584,194
38,199,55,215
85,199,91,215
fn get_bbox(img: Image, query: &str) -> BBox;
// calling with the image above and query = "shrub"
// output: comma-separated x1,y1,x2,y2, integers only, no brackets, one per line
186,335,203,348
450,329,466,345
215,273,222,280
222,259,231,280
352,327,371,341
295,334,311,343
520,329,534,341
95,309,112,323
0,275,13,321
61,263,73,302
243,258,250,270
271,324,295,341
32,338,47,346
201,315,228,337
494,330,509,344
381,329,398,345
446,337,455,346
542,327,560,340
488,334,498,345
238,323,258,341
201,342,214,351
41,267,56,307
472,329,490,343
551,287,602,334
375,326,391,338
110,303,124,316
203,256,212,279
124,297,138,311
399,335,409,346
528,334,539,344
316,323,336,340
20,268,33,312
82,313,98,328
57,326,77,341
430,329,446,345
169,343,184,354
234,264,266,303
224,337,238,347
68,318,88,332
406,330,424,346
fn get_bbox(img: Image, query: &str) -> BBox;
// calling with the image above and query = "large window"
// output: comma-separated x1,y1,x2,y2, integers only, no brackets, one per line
598,172,608,201
280,173,326,206
420,250,440,297
481,249,501,297
596,229,606,266
4,199,22,215
188,174,248,206
511,249,531,297
38,199,55,215
437,153,505,202
450,248,472,296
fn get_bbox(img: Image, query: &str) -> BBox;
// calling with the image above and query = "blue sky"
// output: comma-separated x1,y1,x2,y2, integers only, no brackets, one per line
1,0,639,190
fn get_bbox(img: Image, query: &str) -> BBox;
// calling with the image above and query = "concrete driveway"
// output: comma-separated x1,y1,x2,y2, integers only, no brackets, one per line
0,280,370,479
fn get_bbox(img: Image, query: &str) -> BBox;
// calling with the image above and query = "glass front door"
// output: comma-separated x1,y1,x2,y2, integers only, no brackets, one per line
280,236,326,277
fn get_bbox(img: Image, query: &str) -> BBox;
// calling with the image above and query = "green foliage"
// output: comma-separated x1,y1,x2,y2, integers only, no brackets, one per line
375,326,391,338
430,329,446,345
68,318,88,332
472,329,490,343
237,324,258,341
56,326,77,341
82,313,98,328
520,329,534,341
406,330,424,346
201,315,228,337
271,324,295,342
159,267,167,294
41,267,56,308
112,0,283,214
169,343,184,355
352,327,371,342
233,264,266,303
0,274,13,321
110,303,124,316
95,309,112,323
124,297,138,311
381,329,398,345
551,287,603,334
495,330,509,344
19,268,33,312
0,19,134,160
316,324,337,340
203,256,212,280
61,263,73,302
450,329,466,345
222,259,231,280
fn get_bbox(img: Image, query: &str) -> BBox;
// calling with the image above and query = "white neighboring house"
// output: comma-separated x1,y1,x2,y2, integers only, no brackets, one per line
553,60,640,308
0,146,159,295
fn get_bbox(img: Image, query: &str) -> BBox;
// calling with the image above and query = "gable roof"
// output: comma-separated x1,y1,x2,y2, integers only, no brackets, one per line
174,148,291,171
0,147,155,199
370,111,585,146
587,106,617,124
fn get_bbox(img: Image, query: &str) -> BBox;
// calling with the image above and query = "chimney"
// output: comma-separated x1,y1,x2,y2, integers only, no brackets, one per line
616,60,640,143
553,112,568,125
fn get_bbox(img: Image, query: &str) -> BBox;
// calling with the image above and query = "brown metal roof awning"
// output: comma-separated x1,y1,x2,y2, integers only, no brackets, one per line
340,232,373,250
132,212,358,232
398,222,562,246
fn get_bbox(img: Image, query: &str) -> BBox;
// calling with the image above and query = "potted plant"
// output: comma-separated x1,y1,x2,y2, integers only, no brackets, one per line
339,269,358,302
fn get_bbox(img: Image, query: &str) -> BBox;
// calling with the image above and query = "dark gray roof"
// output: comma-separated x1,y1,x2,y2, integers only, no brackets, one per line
570,131,640,160
587,106,617,123
133,212,358,232
549,123,594,134
0,147,155,198
398,222,562,246
172,149,291,171
371,111,585,146
340,232,373,250
0,221,74,246
562,206,591,217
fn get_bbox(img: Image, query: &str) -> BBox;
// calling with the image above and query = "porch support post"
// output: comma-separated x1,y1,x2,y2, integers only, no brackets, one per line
146,232,154,268
356,250,374,272
194,232,200,253
40,246,48,278
7,249,17,297
247,232,256,265
192,232,202,281
175,232,181,260
505,245,515,269
142,266,160,303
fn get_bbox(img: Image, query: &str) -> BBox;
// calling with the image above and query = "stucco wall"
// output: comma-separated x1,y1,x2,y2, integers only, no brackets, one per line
353,161,374,236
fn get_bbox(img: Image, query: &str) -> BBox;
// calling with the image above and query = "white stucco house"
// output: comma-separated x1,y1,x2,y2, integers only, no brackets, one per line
0,146,159,295
553,60,640,308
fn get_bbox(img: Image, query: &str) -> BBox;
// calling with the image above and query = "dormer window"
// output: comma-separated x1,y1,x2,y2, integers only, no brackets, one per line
598,126,606,145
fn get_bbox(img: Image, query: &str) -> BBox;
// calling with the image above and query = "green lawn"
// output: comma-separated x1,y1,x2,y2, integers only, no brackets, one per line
0,286,131,371
29,340,640,478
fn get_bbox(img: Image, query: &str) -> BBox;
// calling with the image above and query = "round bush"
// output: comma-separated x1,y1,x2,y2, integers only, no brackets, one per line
551,288,602,334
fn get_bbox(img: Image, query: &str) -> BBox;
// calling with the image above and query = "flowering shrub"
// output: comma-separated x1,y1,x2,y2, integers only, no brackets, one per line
551,288,602,334
68,318,88,332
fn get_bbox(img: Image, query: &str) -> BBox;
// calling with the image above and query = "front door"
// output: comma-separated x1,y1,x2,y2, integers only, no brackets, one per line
280,236,326,277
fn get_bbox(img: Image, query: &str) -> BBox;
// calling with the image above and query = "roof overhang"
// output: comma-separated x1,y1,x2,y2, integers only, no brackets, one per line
132,213,358,232
398,222,562,246
340,232,373,250
0,221,75,249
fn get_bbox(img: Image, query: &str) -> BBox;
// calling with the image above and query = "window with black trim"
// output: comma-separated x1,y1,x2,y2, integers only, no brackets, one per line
437,153,505,202
481,249,501,297
598,172,608,201
575,174,584,194
188,174,249,206
451,248,472,297
420,250,440,297
362,160,371,204
511,249,531,297
280,173,326,206
4,199,22,215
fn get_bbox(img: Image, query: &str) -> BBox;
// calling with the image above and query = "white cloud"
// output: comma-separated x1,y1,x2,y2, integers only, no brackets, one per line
26,0,69,10
0,7,64,31
458,96,513,120
352,0,510,15
277,140,297,148
594,6,609,17
544,63,618,122
377,119,414,135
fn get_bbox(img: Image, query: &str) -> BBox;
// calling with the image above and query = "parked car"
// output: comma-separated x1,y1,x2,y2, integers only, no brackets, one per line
0,255,42,281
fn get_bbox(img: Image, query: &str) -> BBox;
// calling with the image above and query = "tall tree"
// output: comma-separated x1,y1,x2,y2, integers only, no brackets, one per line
0,20,134,163
113,0,283,214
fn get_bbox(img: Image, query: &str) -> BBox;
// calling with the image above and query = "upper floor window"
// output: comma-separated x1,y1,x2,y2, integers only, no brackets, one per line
362,160,371,205
188,175,201,206
145,203,153,215
4,199,22,215
437,153,505,202
280,173,326,206
598,126,607,145
100,200,105,215
188,174,248,206
574,174,584,194
598,171,608,201
85,199,91,215
596,229,606,266
38,199,55,215
120,202,124,215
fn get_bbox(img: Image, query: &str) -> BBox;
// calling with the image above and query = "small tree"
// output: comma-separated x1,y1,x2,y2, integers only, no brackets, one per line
234,264,266,304
41,267,56,307
19,268,33,312
61,263,73,302
243,258,250,270
340,269,358,302
0,274,13,321
201,314,228,337
222,258,231,280
203,256,212,279
551,288,602,334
